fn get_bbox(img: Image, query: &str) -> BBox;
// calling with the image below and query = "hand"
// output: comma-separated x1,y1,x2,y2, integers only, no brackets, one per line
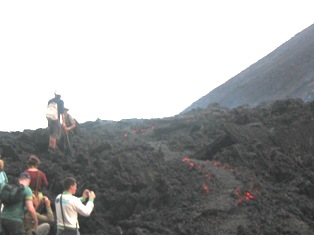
89,191,96,200
83,189,90,200
33,220,38,233
43,196,51,207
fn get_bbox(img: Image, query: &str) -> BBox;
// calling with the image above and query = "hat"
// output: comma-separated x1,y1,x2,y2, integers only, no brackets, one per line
64,107,69,111
19,172,31,180
54,90,61,96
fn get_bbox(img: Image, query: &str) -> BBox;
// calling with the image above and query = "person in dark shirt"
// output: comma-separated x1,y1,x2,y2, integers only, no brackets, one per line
59,107,77,157
47,91,66,151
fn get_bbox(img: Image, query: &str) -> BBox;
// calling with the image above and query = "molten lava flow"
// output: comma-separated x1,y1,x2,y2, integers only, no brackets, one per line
245,192,254,200
202,183,209,195
234,187,256,204
182,157,258,204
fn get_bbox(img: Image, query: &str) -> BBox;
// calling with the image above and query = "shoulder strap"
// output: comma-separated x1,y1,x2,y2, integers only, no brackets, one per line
60,194,66,229
35,170,41,193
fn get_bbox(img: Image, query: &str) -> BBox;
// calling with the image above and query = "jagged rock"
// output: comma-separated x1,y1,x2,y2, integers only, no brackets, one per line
1,99,314,234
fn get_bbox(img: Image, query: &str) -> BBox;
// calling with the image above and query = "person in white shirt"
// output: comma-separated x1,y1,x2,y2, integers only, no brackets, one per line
55,177,96,235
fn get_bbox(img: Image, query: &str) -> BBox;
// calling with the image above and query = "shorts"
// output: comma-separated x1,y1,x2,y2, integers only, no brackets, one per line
48,119,62,140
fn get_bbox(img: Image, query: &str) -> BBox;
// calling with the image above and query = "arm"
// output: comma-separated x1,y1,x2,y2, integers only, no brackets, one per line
61,113,66,127
60,100,66,127
65,115,76,131
75,190,96,217
66,123,76,132
26,200,38,231
75,201,94,217
40,171,49,187
37,197,54,224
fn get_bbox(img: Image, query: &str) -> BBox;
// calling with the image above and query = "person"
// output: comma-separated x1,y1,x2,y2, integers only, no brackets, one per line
1,172,38,235
55,177,96,235
24,195,54,235
47,90,66,152
25,155,48,209
0,159,9,211
59,108,76,156
0,159,9,192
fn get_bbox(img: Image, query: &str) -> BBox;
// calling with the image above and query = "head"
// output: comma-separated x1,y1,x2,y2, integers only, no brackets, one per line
0,159,4,170
63,177,77,195
19,172,31,186
27,155,40,168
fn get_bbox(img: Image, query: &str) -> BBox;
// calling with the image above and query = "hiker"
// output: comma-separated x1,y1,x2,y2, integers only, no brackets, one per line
47,90,66,153
55,177,96,235
0,159,9,210
1,172,38,234
0,159,9,192
25,155,48,209
24,195,54,235
59,107,76,156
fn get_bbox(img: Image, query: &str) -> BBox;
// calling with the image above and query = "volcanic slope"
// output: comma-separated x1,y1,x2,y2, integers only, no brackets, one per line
183,23,314,112
1,98,314,234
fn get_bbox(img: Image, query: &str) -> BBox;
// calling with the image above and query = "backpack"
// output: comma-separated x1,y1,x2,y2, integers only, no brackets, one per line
46,102,58,120
0,183,24,205
0,171,8,192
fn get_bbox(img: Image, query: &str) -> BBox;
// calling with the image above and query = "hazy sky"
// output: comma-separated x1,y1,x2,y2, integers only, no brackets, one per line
1,1,313,132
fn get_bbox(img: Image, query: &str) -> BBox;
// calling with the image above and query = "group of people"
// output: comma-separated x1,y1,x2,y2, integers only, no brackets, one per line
47,91,77,157
0,155,96,235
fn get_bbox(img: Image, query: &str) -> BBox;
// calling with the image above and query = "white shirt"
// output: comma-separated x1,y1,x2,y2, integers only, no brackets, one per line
55,192,94,229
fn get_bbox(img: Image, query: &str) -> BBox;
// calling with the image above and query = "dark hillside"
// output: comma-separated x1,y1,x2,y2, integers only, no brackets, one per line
183,23,314,112
1,99,314,234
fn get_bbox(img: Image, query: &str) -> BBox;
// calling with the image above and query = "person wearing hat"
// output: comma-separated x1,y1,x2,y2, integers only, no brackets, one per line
59,107,77,157
1,172,38,234
47,91,66,153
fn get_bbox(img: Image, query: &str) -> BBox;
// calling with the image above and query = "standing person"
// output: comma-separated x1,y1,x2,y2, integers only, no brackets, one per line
0,159,9,192
60,108,77,156
25,155,48,209
1,172,38,235
24,196,54,235
55,177,96,235
0,159,9,210
47,90,66,152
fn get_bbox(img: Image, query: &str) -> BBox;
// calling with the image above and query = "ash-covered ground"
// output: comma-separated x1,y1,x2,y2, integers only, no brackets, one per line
1,98,314,235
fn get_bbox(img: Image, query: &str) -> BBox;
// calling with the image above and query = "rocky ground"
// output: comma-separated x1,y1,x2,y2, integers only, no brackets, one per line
1,98,314,235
